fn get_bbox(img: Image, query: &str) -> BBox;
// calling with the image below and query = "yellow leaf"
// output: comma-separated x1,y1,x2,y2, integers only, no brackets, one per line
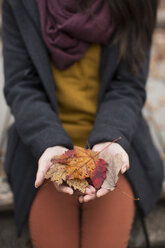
67,178,89,193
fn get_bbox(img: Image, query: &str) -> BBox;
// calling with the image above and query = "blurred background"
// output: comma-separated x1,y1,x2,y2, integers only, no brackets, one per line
0,0,165,247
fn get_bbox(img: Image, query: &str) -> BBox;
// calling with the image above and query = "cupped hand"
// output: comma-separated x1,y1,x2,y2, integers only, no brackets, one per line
78,142,129,203
35,146,74,195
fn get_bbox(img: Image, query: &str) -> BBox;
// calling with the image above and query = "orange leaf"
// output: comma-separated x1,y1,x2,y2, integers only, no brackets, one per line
52,146,100,180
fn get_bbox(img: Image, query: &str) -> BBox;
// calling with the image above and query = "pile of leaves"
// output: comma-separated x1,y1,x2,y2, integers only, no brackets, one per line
45,143,123,194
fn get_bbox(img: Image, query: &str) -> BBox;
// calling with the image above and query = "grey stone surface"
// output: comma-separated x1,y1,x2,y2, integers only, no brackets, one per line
0,41,11,142
0,212,32,248
146,202,165,247
0,174,13,211
143,77,165,165
157,0,165,28
129,201,165,248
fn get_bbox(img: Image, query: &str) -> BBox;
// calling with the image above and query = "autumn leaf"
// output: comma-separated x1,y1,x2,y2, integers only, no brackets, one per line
45,162,89,193
45,163,67,186
52,146,101,180
90,159,107,189
66,179,89,193
51,149,76,165
101,153,123,191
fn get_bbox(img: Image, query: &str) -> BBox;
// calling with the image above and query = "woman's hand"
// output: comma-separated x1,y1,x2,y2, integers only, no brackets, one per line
35,146,74,195
79,142,129,203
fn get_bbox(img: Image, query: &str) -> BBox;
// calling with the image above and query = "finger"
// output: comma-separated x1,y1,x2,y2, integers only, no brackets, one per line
79,195,84,203
96,188,109,198
85,185,96,195
120,153,129,173
35,169,46,188
79,193,96,203
121,166,127,174
83,193,96,202
35,160,51,188
56,185,74,195
88,185,96,193
55,184,73,195
121,162,130,174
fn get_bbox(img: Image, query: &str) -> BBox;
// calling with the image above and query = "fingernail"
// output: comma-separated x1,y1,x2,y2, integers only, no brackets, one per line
97,193,101,198
35,184,38,188
122,167,127,174
68,189,73,195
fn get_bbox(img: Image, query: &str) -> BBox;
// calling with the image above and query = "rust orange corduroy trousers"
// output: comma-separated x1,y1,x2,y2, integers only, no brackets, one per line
28,173,135,248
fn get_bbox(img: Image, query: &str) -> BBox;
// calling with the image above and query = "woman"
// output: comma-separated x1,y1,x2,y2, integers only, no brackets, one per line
2,0,164,247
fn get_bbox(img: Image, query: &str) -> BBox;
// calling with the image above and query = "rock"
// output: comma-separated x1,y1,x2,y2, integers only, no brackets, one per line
0,211,32,248
157,0,165,28
0,176,13,211
129,201,165,248
161,181,165,199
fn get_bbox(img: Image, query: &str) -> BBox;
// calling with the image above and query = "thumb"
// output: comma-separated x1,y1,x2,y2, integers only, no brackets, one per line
35,159,52,188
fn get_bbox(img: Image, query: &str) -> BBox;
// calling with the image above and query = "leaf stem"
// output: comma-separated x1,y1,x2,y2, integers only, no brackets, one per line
116,186,140,201
94,136,122,157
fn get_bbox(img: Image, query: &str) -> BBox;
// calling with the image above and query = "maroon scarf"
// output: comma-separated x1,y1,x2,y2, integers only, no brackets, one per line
35,0,114,69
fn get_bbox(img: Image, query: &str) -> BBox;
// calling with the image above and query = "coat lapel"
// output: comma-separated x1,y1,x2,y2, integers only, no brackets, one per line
8,0,58,109
22,0,42,36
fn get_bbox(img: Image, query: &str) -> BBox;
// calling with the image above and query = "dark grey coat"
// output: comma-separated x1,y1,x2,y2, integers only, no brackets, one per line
2,0,164,236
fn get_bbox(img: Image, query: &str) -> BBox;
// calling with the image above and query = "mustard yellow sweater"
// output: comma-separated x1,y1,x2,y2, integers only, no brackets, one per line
51,44,101,147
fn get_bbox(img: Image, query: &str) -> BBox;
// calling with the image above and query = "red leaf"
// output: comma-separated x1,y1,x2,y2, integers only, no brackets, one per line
51,149,76,164
90,159,107,189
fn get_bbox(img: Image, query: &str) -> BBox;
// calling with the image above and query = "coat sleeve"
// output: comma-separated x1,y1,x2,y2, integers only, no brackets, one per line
2,0,73,161
88,47,151,153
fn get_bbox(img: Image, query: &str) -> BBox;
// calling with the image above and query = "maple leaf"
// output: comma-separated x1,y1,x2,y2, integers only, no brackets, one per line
52,146,100,180
45,163,67,185
45,162,89,193
45,146,107,192
101,154,123,191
